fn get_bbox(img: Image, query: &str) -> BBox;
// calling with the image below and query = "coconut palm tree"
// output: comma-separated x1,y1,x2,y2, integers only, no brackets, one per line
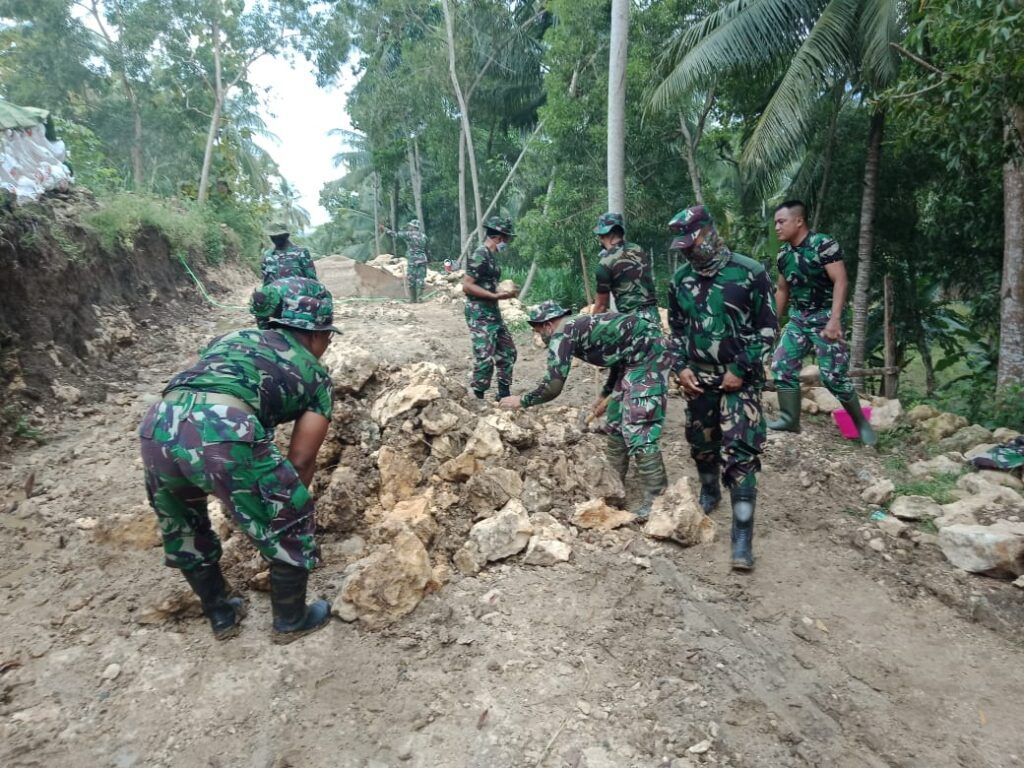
649,0,904,383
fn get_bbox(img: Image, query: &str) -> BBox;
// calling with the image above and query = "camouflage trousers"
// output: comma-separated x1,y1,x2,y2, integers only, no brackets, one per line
970,436,1024,471
465,302,517,393
628,304,662,329
605,357,668,456
684,367,765,490
772,308,854,398
138,399,318,571
407,259,427,293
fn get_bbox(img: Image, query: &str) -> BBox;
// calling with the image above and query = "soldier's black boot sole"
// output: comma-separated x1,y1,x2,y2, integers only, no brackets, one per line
181,563,247,641
729,487,756,571
269,562,332,644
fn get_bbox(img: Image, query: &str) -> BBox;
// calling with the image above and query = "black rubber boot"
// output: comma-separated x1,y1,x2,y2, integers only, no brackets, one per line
605,434,630,483
269,563,332,645
840,396,878,447
767,387,802,432
181,563,246,641
472,389,486,400
696,462,721,515
495,384,511,401
633,451,668,521
729,487,756,571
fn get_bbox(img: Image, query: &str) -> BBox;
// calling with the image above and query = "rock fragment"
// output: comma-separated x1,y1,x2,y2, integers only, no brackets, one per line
889,495,942,521
571,499,634,531
643,478,716,546
938,522,1024,578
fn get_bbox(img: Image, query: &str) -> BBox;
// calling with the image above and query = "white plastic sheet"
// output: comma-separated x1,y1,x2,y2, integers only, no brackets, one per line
1,125,72,202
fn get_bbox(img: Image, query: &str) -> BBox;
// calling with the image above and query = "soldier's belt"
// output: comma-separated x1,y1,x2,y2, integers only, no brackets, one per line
163,390,255,415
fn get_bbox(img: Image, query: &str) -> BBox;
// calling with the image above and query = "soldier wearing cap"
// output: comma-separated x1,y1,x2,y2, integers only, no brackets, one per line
500,300,670,519
261,223,317,285
139,277,338,643
463,216,519,400
591,212,659,326
667,205,778,570
768,200,875,446
382,219,429,303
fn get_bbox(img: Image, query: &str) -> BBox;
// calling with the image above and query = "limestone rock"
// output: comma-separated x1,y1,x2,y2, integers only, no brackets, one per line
378,495,438,545
922,412,969,441
572,499,634,531
464,467,523,517
799,365,820,388
438,452,478,482
933,506,979,529
907,404,939,423
523,537,572,566
993,427,1022,443
876,515,908,538
317,465,365,532
520,477,554,515
975,469,1024,491
482,412,533,448
334,530,435,628
800,397,820,415
861,479,895,506
762,390,779,412
52,383,83,405
93,512,161,550
870,398,903,432
465,421,504,460
643,478,716,546
807,387,841,413
937,424,994,454
908,455,962,477
371,383,441,426
321,343,379,395
529,512,572,542
889,495,942,521
938,522,1024,578
419,400,472,436
378,446,421,509
457,504,533,570
571,454,626,504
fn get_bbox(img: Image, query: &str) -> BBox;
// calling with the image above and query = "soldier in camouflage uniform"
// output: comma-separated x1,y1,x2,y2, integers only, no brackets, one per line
591,212,660,326
463,216,519,400
668,205,778,570
139,277,337,643
768,200,875,446
383,219,429,303
500,301,670,519
260,223,317,285
970,436,1024,472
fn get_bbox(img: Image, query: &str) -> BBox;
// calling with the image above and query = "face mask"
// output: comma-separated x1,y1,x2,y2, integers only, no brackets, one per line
685,240,717,268
496,241,509,253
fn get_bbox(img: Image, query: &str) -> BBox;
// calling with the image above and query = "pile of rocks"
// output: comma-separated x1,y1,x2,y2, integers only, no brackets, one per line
311,339,712,629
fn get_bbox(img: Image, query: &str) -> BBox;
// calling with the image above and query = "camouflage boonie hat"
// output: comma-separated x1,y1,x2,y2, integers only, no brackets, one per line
406,219,421,230
251,277,340,333
593,212,625,235
527,300,571,325
484,216,516,238
668,205,713,250
266,222,290,238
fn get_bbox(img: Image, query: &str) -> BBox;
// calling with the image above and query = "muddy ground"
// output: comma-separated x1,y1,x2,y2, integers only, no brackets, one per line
1,257,1022,768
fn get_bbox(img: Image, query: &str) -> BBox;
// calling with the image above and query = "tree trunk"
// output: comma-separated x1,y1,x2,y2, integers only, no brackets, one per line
998,105,1024,389
389,180,398,254
606,0,629,213
197,12,223,206
812,96,841,231
372,172,381,258
442,0,483,243
409,137,425,228
457,128,469,269
679,115,703,204
850,110,885,389
883,274,898,397
520,176,555,303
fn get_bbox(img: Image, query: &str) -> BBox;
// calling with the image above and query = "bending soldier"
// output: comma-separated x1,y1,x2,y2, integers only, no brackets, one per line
139,277,337,643
500,301,669,519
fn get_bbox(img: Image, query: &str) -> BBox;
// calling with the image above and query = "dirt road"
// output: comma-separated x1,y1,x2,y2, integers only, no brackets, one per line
1,261,1022,768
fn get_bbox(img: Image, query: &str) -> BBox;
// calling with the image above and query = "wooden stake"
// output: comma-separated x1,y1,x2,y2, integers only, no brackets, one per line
883,273,898,397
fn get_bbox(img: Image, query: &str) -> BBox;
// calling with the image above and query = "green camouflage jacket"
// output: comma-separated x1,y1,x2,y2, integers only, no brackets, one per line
594,241,657,313
261,245,317,285
385,228,428,264
466,245,501,309
777,232,843,312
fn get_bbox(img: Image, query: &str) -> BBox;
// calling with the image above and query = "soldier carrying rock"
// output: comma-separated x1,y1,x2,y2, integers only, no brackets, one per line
667,205,778,570
138,277,337,643
499,300,670,520
260,223,317,285
768,200,876,446
463,216,519,401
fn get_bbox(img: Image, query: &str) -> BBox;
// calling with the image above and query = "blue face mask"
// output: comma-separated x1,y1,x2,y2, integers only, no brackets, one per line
496,241,509,254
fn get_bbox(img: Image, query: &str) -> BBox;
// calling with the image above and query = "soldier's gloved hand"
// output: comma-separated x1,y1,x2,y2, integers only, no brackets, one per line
499,395,522,410
821,317,843,342
721,370,743,392
677,369,703,398
590,395,609,418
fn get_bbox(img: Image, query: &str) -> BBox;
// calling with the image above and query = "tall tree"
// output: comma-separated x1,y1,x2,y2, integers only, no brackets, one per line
606,0,629,212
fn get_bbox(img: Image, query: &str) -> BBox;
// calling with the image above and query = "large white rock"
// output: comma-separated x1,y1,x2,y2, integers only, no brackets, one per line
907,404,939,423
938,425,994,454
921,412,969,441
419,400,472,435
992,427,1022,443
933,507,979,529
861,479,895,505
643,478,716,546
975,469,1024,491
370,383,441,425
482,412,533,448
799,365,820,388
870,398,903,432
890,495,942,520
938,522,1024,578
523,537,572,566
464,466,524,516
908,455,962,477
464,421,504,459
321,343,380,395
807,387,841,413
454,504,533,574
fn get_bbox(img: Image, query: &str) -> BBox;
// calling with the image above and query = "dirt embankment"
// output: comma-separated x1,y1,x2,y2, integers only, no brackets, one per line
0,194,251,445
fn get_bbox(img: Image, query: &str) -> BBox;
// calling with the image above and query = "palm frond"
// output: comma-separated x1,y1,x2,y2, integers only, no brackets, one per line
857,0,902,89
